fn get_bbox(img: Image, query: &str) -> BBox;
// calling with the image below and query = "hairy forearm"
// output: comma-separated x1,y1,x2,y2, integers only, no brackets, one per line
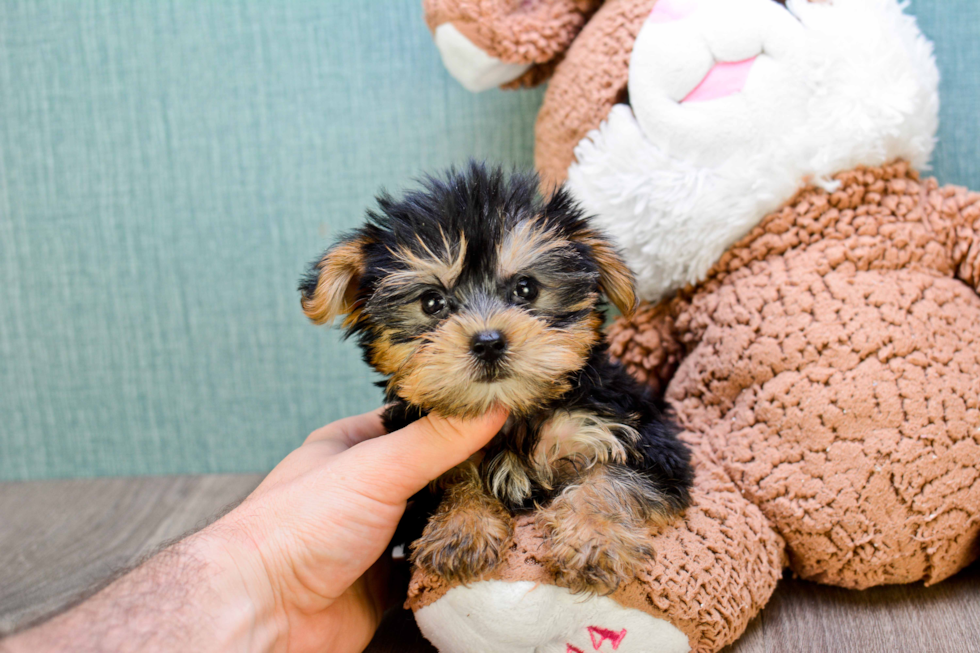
2,530,280,653
2,409,505,653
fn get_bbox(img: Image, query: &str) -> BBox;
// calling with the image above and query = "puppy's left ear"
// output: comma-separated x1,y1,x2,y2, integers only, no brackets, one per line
300,234,369,325
577,230,637,318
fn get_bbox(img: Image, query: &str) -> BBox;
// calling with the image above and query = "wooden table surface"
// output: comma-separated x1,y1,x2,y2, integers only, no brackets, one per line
1,475,978,652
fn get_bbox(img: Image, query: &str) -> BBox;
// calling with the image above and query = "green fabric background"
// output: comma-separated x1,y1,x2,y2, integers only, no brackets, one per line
1,1,978,480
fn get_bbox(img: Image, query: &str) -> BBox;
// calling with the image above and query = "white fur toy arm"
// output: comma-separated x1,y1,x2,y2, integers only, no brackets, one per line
568,0,939,303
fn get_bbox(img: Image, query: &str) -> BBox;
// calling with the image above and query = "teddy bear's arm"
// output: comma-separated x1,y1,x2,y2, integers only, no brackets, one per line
607,301,685,398
424,0,603,90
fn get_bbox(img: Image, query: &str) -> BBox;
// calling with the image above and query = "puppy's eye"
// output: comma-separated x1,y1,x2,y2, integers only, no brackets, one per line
420,290,447,316
512,277,539,303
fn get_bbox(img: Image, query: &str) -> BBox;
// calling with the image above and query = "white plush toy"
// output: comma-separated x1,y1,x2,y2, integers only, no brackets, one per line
570,0,938,302
414,2,980,652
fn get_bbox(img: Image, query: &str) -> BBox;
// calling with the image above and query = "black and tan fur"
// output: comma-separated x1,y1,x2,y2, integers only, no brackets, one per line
300,163,693,594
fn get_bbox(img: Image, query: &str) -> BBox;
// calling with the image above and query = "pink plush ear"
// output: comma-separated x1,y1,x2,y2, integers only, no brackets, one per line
423,0,604,89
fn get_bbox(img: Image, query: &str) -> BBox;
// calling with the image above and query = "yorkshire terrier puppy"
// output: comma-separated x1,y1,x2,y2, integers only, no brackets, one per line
300,163,692,594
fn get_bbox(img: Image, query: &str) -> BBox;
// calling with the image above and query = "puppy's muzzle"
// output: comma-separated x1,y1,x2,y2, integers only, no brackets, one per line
470,330,507,364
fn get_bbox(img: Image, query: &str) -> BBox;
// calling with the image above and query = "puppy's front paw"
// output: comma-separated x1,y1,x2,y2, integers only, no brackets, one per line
410,501,513,584
538,508,654,596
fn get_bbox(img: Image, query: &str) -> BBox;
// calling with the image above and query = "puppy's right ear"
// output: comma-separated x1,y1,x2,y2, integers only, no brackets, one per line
300,235,369,326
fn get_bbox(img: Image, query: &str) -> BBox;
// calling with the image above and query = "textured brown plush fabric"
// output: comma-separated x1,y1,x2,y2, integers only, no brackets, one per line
420,3,980,646
422,0,651,164
407,436,787,652
612,161,980,589
422,0,603,86
408,162,980,652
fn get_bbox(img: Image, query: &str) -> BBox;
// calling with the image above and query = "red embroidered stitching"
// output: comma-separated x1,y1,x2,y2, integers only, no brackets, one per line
588,626,628,650
567,645,585,653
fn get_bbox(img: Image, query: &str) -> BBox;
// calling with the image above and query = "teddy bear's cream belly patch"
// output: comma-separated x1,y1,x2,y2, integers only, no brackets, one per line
669,267,980,588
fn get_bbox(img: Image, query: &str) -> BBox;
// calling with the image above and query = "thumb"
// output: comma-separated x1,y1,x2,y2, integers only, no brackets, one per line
342,407,509,506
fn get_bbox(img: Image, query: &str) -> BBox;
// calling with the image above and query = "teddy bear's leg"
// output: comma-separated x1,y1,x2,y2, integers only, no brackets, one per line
410,462,514,584
423,0,603,91
415,579,691,653
535,464,671,595
408,441,786,653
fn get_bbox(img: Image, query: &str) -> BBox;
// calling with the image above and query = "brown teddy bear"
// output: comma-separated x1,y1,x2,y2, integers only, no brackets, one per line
412,1,980,651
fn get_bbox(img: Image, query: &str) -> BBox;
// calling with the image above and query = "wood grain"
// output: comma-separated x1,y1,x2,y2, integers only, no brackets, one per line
0,475,262,633
1,476,977,652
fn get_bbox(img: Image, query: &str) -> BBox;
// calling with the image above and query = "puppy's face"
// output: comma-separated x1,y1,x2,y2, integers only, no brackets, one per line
300,166,636,417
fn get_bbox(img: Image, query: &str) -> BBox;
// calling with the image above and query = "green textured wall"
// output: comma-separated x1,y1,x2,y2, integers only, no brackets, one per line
1,0,977,480
0,0,545,480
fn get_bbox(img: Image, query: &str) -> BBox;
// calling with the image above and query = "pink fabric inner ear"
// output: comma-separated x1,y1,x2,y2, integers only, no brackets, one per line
682,57,757,103
649,0,697,23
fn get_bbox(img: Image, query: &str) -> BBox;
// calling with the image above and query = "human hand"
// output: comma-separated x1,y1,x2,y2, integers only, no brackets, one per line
1,407,507,653
206,406,509,653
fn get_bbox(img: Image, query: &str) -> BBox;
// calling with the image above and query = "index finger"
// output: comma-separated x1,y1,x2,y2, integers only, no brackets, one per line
304,407,386,447
339,407,509,505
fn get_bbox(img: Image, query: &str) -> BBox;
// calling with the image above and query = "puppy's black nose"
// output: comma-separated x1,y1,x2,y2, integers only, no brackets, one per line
470,330,507,363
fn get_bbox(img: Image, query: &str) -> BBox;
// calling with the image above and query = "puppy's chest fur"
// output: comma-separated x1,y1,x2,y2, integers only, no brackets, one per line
482,408,640,511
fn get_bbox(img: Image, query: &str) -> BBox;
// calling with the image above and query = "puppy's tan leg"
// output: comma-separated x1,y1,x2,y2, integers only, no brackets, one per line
410,464,513,584
537,465,673,595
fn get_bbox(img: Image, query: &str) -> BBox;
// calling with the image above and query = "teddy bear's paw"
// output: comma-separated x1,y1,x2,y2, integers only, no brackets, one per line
432,24,531,92
538,508,654,596
415,580,691,653
410,498,513,584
